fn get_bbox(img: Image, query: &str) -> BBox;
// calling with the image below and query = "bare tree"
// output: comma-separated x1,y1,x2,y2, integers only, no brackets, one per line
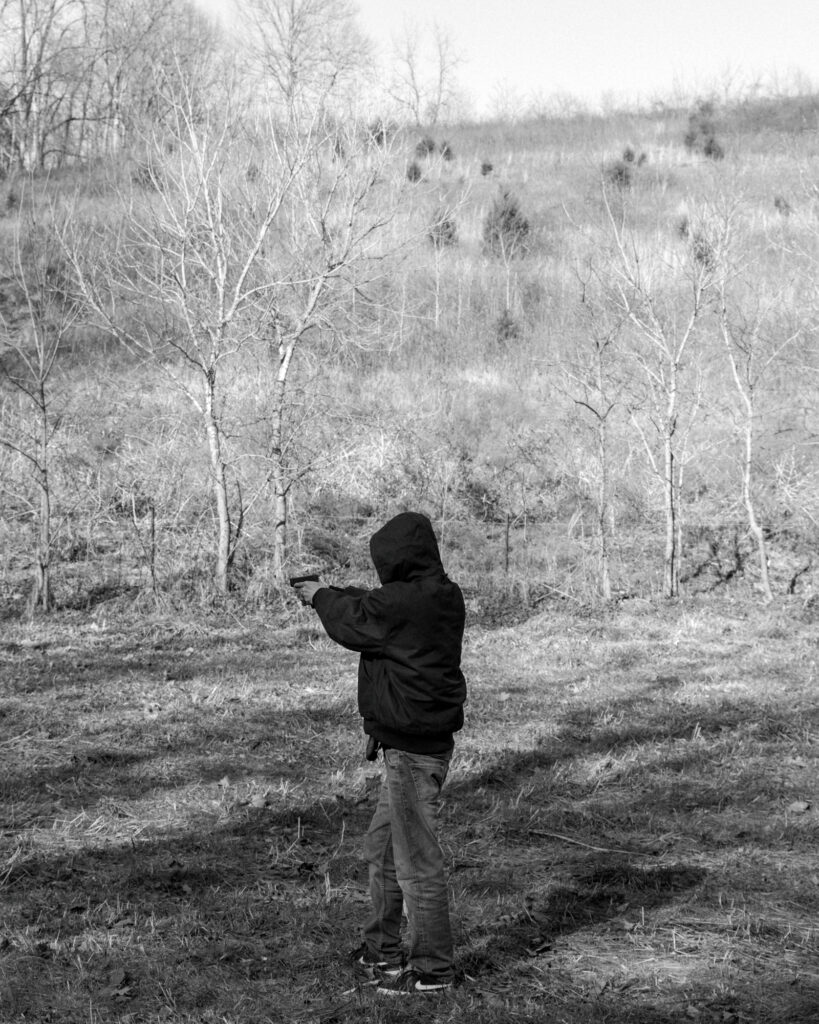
715,218,800,603
236,0,371,109
602,188,713,597
388,22,461,127
261,118,400,580
561,260,629,600
0,198,78,611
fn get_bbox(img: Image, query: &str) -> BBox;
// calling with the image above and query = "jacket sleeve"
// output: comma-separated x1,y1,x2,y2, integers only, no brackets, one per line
312,586,390,654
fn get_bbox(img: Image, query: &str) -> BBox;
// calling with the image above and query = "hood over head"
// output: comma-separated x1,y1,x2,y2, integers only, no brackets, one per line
370,512,444,584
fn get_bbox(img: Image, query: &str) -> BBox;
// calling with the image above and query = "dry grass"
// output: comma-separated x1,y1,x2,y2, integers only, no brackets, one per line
1,595,818,1023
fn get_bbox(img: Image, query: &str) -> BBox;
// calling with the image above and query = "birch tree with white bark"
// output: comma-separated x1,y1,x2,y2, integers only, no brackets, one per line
602,190,713,598
715,207,801,603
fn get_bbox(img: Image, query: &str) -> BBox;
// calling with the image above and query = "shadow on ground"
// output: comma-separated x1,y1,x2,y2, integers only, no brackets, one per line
1,622,817,1022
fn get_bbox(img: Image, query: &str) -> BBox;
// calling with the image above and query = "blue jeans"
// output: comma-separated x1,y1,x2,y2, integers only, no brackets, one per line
362,747,454,980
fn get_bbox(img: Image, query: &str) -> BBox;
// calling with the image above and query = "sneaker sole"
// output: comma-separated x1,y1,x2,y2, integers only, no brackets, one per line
376,983,453,997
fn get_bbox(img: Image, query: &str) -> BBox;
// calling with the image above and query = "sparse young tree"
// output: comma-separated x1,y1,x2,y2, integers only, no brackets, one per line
0,200,78,611
483,189,529,261
388,21,461,127
482,189,530,342
715,215,800,603
602,189,713,597
561,260,628,600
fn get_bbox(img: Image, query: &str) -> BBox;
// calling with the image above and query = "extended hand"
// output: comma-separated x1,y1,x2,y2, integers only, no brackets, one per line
294,580,323,606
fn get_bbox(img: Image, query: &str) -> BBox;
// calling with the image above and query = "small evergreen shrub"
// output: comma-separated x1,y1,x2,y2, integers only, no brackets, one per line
774,195,792,217
483,189,530,258
495,308,519,343
415,136,437,158
605,159,632,188
406,160,423,183
481,160,494,176
606,146,648,188
440,141,454,161
702,135,724,161
621,146,647,166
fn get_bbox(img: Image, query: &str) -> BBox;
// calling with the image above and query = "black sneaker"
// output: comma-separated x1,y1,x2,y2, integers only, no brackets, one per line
349,943,404,982
376,968,454,996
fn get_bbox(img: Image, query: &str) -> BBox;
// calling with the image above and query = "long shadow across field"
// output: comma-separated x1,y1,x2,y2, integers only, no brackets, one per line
0,767,707,1017
2,631,817,1022
3,667,809,849
4,750,816,1023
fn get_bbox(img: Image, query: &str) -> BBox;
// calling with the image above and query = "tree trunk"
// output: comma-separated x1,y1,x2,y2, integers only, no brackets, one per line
719,304,775,604
29,393,52,613
270,376,288,583
204,370,231,595
663,430,679,598
29,469,52,614
597,419,613,601
742,411,773,602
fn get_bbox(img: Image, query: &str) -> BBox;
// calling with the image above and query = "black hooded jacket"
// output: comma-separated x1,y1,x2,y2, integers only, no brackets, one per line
311,512,467,754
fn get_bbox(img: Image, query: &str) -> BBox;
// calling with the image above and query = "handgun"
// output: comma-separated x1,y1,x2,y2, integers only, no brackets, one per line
289,573,320,586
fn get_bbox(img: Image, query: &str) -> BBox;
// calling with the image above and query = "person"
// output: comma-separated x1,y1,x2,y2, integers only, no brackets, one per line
294,511,467,997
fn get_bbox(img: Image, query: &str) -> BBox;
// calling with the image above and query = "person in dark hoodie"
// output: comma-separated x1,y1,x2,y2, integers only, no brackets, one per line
293,511,466,997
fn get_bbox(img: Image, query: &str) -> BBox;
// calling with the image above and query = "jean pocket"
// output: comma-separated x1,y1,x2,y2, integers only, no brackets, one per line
406,752,450,794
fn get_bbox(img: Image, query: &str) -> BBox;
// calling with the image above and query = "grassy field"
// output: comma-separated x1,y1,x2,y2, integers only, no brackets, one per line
1,594,817,1023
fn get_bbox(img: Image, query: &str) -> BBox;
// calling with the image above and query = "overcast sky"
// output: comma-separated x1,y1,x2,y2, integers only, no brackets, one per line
197,0,819,115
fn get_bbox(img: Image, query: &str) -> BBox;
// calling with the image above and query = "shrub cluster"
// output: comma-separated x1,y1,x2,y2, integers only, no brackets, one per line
604,147,648,188
415,135,436,158
684,100,725,160
414,136,454,162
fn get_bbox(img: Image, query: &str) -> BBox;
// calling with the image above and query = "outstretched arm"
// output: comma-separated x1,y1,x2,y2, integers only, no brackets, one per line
311,586,390,654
